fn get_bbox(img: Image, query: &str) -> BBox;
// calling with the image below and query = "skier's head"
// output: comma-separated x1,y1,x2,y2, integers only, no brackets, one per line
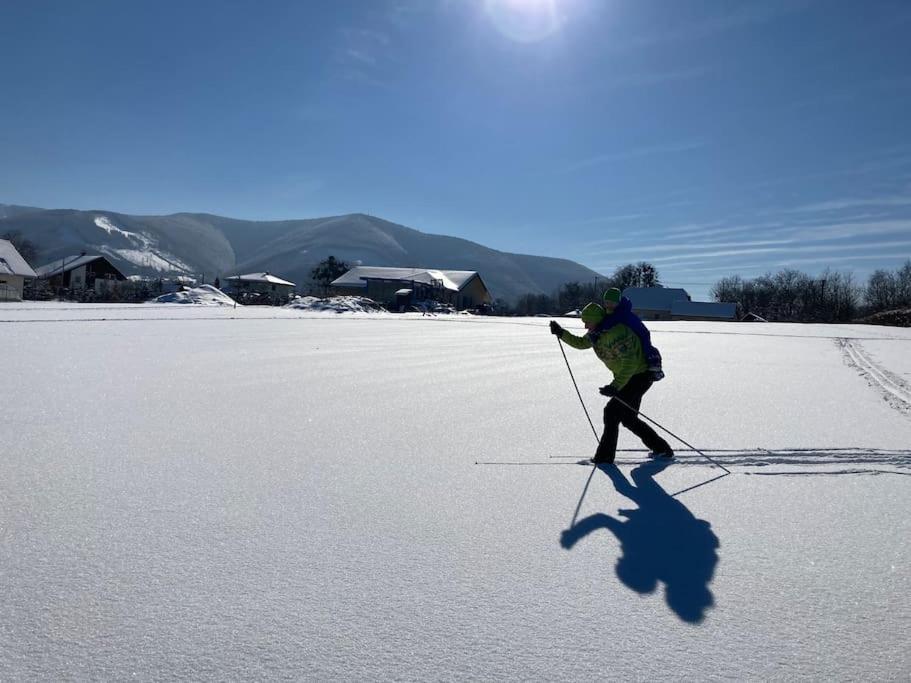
603,288,622,312
580,302,605,330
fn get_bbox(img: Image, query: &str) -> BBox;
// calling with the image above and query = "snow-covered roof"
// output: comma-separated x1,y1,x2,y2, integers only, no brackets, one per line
225,272,296,287
670,300,737,319
622,287,690,311
35,254,108,278
331,266,479,292
0,239,37,278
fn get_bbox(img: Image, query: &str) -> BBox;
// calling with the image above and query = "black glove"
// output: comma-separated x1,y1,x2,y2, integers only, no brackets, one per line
599,385,618,397
549,320,564,336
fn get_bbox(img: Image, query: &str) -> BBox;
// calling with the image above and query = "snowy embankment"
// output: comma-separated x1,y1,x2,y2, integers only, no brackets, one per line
152,284,237,306
1,303,909,680
284,295,387,313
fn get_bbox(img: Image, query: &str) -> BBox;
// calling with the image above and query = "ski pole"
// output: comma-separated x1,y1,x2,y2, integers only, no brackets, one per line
612,396,731,474
556,337,600,443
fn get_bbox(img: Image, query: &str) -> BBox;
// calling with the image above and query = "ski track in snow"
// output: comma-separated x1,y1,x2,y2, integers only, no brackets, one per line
838,338,911,415
484,447,911,474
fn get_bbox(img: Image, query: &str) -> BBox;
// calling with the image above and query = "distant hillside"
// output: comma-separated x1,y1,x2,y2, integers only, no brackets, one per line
0,204,603,302
0,203,45,219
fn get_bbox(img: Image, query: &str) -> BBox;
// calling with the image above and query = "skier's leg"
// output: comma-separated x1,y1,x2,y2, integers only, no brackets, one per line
594,399,622,463
617,374,672,455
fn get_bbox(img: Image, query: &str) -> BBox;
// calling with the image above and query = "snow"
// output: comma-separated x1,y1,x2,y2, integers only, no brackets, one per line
98,246,193,273
284,295,387,313
93,216,193,273
152,284,237,306
1,304,909,680
94,215,142,241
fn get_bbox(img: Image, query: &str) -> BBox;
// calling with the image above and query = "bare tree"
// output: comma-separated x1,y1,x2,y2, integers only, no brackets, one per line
865,269,897,311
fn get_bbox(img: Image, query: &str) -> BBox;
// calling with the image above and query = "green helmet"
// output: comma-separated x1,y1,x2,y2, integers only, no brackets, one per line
603,288,622,305
580,302,605,324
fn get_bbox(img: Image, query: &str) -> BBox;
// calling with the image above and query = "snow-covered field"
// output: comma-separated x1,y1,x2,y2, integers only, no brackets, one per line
2,302,910,680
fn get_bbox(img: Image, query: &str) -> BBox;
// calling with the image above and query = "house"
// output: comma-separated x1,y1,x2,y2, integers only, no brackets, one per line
622,287,691,320
330,266,492,311
622,287,736,321
0,239,38,301
34,254,126,294
223,272,296,303
669,300,737,321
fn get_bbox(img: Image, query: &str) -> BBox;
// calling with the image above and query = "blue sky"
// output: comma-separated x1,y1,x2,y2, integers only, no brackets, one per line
2,0,910,298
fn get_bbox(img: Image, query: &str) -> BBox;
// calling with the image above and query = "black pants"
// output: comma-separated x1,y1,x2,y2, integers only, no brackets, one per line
595,372,671,463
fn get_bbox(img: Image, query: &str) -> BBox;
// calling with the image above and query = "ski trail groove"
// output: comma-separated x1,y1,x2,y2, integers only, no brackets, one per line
837,338,911,415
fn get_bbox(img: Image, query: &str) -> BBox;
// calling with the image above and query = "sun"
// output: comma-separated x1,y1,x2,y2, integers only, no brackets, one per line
484,0,564,43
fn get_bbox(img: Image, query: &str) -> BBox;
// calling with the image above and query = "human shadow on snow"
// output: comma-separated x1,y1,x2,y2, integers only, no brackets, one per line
560,461,720,624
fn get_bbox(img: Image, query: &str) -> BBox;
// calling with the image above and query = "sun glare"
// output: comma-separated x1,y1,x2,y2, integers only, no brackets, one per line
484,0,563,43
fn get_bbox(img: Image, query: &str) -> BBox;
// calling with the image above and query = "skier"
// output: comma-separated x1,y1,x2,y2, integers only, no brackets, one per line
550,302,673,464
597,288,663,380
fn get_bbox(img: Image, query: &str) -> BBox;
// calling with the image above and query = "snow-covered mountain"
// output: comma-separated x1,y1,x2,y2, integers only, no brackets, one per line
0,205,602,301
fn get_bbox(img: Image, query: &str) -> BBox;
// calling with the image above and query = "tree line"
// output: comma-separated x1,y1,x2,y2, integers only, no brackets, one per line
710,261,911,322
502,260,911,322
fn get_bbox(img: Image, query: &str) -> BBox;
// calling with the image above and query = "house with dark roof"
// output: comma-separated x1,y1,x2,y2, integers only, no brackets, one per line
35,254,127,294
0,238,38,301
622,287,736,321
330,266,492,311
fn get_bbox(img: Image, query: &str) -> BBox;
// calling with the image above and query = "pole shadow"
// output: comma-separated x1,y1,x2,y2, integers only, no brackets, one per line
560,461,720,623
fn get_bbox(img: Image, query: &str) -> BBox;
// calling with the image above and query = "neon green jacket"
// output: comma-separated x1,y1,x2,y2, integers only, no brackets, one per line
560,324,648,390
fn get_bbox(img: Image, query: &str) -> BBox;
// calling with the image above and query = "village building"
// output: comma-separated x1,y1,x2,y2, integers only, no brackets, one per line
330,266,492,311
223,272,296,303
0,238,38,301
622,286,736,321
34,254,127,295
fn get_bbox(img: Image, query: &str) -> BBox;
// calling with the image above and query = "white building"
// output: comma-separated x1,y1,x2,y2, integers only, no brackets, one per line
0,239,38,301
331,266,492,311
224,272,296,303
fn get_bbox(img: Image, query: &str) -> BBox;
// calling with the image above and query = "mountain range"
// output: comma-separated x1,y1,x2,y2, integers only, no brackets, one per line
0,204,602,302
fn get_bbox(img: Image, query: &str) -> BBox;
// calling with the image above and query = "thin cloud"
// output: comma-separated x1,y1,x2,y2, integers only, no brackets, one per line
662,222,784,242
648,238,911,265
777,253,911,266
612,0,816,51
783,197,911,213
595,238,796,257
333,26,394,86
560,140,707,174
784,219,911,241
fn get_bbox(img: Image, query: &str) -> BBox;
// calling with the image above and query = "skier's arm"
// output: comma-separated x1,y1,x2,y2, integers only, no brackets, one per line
559,329,592,350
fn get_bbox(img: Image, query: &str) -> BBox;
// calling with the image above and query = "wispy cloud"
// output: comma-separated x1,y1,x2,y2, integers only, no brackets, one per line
333,23,395,87
613,0,815,51
783,197,911,213
646,236,911,265
594,238,796,257
559,140,707,174
778,252,911,266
